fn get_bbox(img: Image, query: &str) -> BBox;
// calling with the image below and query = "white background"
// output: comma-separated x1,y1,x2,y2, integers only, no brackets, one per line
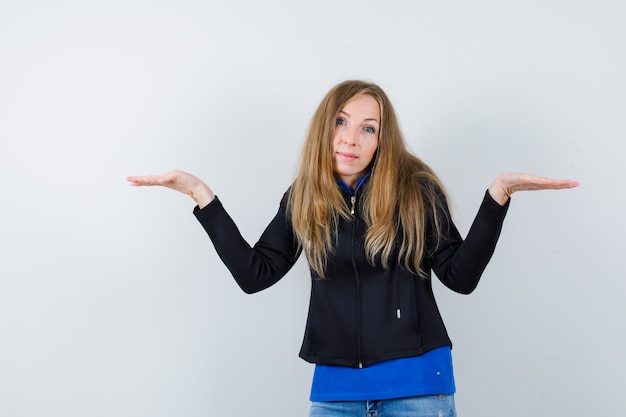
1,0,624,416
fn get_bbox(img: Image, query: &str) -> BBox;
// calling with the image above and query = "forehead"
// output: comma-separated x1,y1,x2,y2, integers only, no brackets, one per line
340,94,380,121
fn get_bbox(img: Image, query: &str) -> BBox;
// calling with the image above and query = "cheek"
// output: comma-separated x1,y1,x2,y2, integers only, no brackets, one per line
365,142,378,161
331,132,340,151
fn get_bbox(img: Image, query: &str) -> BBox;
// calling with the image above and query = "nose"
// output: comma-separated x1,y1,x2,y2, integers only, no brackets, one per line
343,126,358,145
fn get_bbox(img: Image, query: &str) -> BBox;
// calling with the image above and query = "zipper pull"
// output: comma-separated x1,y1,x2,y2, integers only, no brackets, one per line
359,362,363,368
396,308,401,319
350,195,356,215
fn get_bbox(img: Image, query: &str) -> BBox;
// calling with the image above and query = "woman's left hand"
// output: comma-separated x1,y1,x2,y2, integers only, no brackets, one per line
488,173,579,206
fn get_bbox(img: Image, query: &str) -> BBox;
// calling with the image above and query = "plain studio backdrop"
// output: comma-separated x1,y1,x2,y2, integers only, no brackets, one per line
0,0,624,416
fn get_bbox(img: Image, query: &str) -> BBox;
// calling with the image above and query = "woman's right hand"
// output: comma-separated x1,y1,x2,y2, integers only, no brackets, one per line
126,170,215,209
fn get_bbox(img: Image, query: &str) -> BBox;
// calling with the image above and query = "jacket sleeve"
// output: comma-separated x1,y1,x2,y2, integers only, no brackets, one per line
193,192,301,294
429,190,510,294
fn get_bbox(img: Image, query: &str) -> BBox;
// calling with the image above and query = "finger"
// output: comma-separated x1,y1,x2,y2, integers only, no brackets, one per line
513,178,579,192
126,175,165,186
535,178,579,190
553,179,580,189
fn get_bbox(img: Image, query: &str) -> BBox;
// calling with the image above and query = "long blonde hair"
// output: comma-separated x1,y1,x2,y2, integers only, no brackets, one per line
287,80,448,278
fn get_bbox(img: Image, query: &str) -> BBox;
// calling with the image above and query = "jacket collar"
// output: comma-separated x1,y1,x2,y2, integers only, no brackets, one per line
336,173,371,196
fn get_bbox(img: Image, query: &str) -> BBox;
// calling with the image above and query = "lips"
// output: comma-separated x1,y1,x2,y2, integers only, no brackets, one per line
337,152,358,162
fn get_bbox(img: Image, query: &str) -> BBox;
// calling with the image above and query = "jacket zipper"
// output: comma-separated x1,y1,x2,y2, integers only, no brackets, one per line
349,191,364,368
352,220,364,368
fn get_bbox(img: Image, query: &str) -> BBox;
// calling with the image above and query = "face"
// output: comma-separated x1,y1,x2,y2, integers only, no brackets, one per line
331,94,380,190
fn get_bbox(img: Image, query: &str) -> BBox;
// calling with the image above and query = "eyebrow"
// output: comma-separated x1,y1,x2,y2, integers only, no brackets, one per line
338,110,380,124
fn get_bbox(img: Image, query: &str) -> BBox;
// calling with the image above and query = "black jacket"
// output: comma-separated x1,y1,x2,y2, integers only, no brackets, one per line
194,182,509,368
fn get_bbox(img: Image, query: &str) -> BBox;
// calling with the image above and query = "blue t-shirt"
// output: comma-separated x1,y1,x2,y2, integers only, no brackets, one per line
310,346,456,401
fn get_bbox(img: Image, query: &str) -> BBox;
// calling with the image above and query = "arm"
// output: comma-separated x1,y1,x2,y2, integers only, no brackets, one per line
430,173,579,294
429,190,508,294
127,170,300,293
193,192,301,294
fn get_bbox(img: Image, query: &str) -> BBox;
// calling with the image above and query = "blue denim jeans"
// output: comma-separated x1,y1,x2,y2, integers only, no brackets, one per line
309,394,457,417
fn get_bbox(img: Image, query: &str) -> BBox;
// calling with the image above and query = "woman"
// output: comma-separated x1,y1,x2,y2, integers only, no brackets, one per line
127,80,578,416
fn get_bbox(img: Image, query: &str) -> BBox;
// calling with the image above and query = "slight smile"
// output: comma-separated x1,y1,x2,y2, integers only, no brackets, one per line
337,152,358,162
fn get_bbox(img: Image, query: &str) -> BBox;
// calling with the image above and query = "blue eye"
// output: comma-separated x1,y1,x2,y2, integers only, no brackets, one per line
364,126,375,134
336,118,346,126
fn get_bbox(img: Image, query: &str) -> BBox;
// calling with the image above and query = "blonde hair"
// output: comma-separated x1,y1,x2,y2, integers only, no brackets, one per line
287,80,448,278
